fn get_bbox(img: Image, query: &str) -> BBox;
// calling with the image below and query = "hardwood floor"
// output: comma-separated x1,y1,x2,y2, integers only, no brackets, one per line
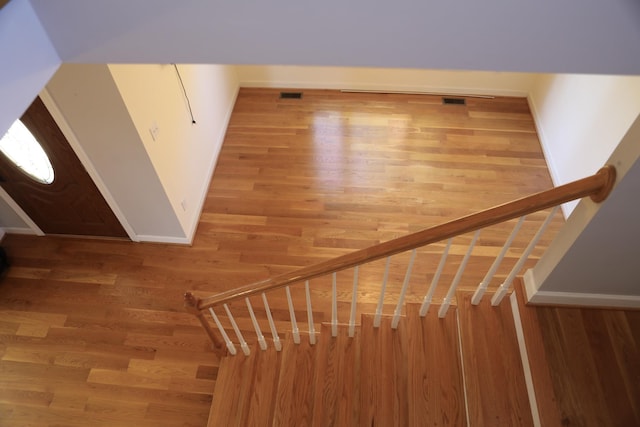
537,303,640,426
1,89,568,425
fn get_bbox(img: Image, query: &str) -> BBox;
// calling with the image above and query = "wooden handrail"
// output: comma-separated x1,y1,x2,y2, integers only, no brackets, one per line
194,165,616,310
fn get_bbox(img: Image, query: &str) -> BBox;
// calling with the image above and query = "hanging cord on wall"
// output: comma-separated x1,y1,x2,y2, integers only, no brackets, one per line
173,64,196,124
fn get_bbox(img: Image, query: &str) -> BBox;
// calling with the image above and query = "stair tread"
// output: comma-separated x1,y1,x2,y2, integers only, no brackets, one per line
405,303,466,426
457,291,534,427
208,294,540,426
312,324,361,427
360,314,408,427
208,344,281,427
272,332,317,426
208,345,258,427
246,346,281,426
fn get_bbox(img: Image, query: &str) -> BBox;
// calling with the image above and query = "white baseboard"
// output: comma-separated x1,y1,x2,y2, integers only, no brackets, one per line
510,292,541,427
526,94,572,219
455,310,471,427
136,234,191,245
526,94,559,185
0,186,44,236
0,229,186,243
524,269,640,308
240,80,529,98
1,227,39,236
184,83,240,245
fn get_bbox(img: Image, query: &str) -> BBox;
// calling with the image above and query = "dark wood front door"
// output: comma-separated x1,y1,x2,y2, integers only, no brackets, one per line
0,97,128,238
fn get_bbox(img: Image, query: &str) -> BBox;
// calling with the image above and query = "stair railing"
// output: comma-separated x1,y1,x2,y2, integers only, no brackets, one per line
185,166,616,356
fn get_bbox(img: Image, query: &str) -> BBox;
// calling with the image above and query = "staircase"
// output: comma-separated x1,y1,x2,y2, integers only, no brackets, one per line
184,166,617,426
208,291,534,426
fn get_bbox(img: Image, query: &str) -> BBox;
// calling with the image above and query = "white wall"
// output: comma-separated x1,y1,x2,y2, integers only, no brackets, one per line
237,66,536,97
46,64,186,242
0,0,60,232
525,113,640,306
108,64,239,241
1,57,239,241
529,74,640,216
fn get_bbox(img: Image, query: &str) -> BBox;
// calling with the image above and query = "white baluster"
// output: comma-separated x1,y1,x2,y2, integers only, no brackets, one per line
391,249,417,329
374,257,391,327
331,272,338,337
285,286,300,344
208,307,237,356
223,304,250,356
262,293,282,351
304,281,316,345
348,266,359,337
492,206,559,306
245,297,267,350
420,239,452,316
439,230,481,318
472,216,525,305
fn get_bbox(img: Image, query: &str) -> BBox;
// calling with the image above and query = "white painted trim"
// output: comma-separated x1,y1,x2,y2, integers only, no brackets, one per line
526,94,570,219
0,186,44,235
523,269,541,300
136,234,191,245
510,291,541,427
1,227,38,235
456,309,471,427
39,89,139,242
240,80,528,98
184,83,240,244
526,94,560,186
524,269,640,308
0,228,5,241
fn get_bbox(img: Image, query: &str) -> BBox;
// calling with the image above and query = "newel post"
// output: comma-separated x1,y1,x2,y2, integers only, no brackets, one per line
184,292,225,355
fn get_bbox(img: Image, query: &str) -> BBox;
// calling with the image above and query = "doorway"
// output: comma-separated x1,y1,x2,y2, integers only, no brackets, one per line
0,97,128,238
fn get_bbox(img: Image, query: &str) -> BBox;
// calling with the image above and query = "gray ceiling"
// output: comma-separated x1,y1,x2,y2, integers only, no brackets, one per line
30,0,640,74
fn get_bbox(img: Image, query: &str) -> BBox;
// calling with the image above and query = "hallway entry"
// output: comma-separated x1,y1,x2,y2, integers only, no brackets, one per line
0,97,128,238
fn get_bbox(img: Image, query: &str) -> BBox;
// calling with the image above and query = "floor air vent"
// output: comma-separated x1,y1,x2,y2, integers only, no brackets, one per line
442,97,466,105
280,92,303,99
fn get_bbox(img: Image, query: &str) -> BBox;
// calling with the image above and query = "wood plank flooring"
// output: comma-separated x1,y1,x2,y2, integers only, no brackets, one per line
1,89,567,425
534,297,640,426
